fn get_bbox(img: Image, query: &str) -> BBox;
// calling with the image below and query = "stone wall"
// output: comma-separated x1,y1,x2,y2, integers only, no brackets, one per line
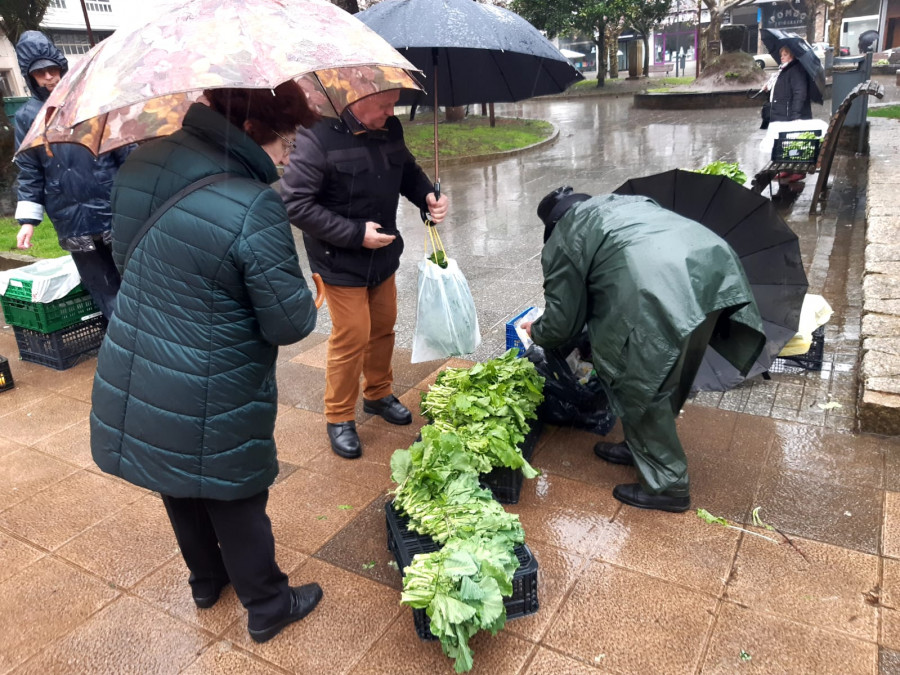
860,118,900,435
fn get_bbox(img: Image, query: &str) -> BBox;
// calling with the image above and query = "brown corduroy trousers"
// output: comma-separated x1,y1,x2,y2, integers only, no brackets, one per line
322,275,397,423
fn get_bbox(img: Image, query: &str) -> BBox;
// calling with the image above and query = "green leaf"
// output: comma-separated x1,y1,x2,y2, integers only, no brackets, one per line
697,508,729,527
337,504,353,510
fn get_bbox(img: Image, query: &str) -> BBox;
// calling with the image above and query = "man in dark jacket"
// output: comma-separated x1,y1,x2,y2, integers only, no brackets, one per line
91,84,322,643
523,188,766,513
281,90,448,459
13,31,131,318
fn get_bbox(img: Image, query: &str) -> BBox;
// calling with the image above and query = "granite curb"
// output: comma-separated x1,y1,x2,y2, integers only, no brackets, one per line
860,117,900,435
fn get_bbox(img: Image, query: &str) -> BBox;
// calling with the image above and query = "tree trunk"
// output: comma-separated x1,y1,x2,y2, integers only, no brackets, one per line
0,106,17,217
445,106,465,122
700,1,721,72
642,36,651,76
802,0,819,42
330,0,360,14
828,2,849,52
595,32,607,87
606,24,622,78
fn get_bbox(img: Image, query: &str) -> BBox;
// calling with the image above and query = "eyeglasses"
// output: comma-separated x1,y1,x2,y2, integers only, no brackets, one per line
274,130,296,151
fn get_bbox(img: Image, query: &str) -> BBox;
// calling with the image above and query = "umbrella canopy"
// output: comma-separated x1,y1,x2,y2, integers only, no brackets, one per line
17,0,421,156
761,28,826,105
357,0,583,107
614,169,809,391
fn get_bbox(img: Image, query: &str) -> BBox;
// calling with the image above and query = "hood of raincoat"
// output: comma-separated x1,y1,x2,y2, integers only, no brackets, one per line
15,31,68,101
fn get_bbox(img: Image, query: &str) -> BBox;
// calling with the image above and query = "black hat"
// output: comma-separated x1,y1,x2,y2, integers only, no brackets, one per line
28,58,57,73
537,186,590,242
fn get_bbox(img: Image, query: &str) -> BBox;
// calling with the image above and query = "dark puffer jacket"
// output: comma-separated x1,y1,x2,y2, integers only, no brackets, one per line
280,114,433,287
90,103,317,500
13,31,131,251
770,59,812,122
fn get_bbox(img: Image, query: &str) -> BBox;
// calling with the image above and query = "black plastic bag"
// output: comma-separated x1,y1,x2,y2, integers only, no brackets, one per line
525,342,616,436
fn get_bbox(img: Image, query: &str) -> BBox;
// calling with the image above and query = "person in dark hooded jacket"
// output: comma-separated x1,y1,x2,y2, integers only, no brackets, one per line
90,82,323,644
522,188,766,513
13,31,131,318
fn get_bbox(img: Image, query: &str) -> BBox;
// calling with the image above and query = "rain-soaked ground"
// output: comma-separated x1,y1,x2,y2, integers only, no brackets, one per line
2,77,900,674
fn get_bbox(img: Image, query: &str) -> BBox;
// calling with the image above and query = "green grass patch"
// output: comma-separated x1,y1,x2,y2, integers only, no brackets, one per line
404,115,553,161
869,105,900,119
0,216,67,258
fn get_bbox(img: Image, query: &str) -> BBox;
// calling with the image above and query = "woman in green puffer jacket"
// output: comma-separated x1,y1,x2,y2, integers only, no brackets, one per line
90,83,322,644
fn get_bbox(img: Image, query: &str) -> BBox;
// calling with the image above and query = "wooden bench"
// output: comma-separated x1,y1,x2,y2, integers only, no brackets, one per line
750,80,885,214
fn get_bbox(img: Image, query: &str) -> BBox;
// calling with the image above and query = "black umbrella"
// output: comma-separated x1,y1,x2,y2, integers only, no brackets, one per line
357,0,582,208
614,169,809,391
761,28,825,105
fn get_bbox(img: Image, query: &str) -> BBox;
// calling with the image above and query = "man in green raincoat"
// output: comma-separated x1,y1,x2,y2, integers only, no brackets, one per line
522,188,766,512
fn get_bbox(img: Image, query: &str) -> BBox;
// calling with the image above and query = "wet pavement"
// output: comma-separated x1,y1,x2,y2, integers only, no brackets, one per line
2,76,900,674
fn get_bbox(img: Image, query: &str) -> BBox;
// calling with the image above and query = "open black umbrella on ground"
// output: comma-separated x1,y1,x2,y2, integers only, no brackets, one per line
761,28,826,105
358,0,582,205
614,169,809,391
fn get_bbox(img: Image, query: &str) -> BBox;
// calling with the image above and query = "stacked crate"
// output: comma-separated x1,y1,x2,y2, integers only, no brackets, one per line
1,270,106,370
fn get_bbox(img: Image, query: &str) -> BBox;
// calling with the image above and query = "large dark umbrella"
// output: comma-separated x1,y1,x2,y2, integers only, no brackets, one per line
614,169,809,391
357,0,582,206
761,28,826,105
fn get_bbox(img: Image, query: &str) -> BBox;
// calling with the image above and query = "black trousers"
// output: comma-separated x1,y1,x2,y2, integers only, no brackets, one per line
70,241,120,319
161,490,290,629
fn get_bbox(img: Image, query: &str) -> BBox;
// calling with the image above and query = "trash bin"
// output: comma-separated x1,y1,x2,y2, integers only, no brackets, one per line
2,96,29,120
831,53,872,127
822,45,834,71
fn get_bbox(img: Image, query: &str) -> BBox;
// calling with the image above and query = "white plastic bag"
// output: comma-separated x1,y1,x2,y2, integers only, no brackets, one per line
411,256,481,363
0,255,82,303
778,294,833,357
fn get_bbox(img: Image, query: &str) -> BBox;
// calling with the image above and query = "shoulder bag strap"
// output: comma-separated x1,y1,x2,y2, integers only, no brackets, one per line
123,172,237,269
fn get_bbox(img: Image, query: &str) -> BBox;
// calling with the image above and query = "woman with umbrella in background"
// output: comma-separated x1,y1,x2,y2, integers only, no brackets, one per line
763,45,813,183
764,45,813,124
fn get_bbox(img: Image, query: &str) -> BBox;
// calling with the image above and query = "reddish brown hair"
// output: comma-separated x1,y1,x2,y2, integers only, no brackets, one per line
203,80,320,146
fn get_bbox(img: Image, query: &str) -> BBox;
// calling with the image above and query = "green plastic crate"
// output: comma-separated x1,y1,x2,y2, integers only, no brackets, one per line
0,287,99,333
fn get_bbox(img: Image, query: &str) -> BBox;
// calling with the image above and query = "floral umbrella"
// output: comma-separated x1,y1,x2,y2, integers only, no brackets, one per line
17,0,422,156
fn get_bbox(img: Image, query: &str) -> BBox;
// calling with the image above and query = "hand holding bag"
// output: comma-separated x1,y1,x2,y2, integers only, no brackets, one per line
411,225,481,363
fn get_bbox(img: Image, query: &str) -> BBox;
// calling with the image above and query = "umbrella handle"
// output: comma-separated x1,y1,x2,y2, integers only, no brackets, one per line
420,181,441,226
312,272,325,309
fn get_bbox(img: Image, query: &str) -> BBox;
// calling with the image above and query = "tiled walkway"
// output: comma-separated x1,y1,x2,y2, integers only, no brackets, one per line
2,76,900,674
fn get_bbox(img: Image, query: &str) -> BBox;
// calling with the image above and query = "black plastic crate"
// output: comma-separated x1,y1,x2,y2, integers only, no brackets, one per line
768,326,825,373
480,419,543,504
14,316,107,370
0,355,14,392
771,131,822,164
385,501,539,641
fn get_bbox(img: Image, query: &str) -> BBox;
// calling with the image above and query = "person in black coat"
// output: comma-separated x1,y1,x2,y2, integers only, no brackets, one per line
280,90,448,460
766,46,813,123
13,31,131,318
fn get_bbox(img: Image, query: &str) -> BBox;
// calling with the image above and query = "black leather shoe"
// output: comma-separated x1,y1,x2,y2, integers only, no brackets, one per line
327,421,361,459
612,483,690,513
594,441,635,466
248,583,323,644
191,576,229,609
363,394,412,425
